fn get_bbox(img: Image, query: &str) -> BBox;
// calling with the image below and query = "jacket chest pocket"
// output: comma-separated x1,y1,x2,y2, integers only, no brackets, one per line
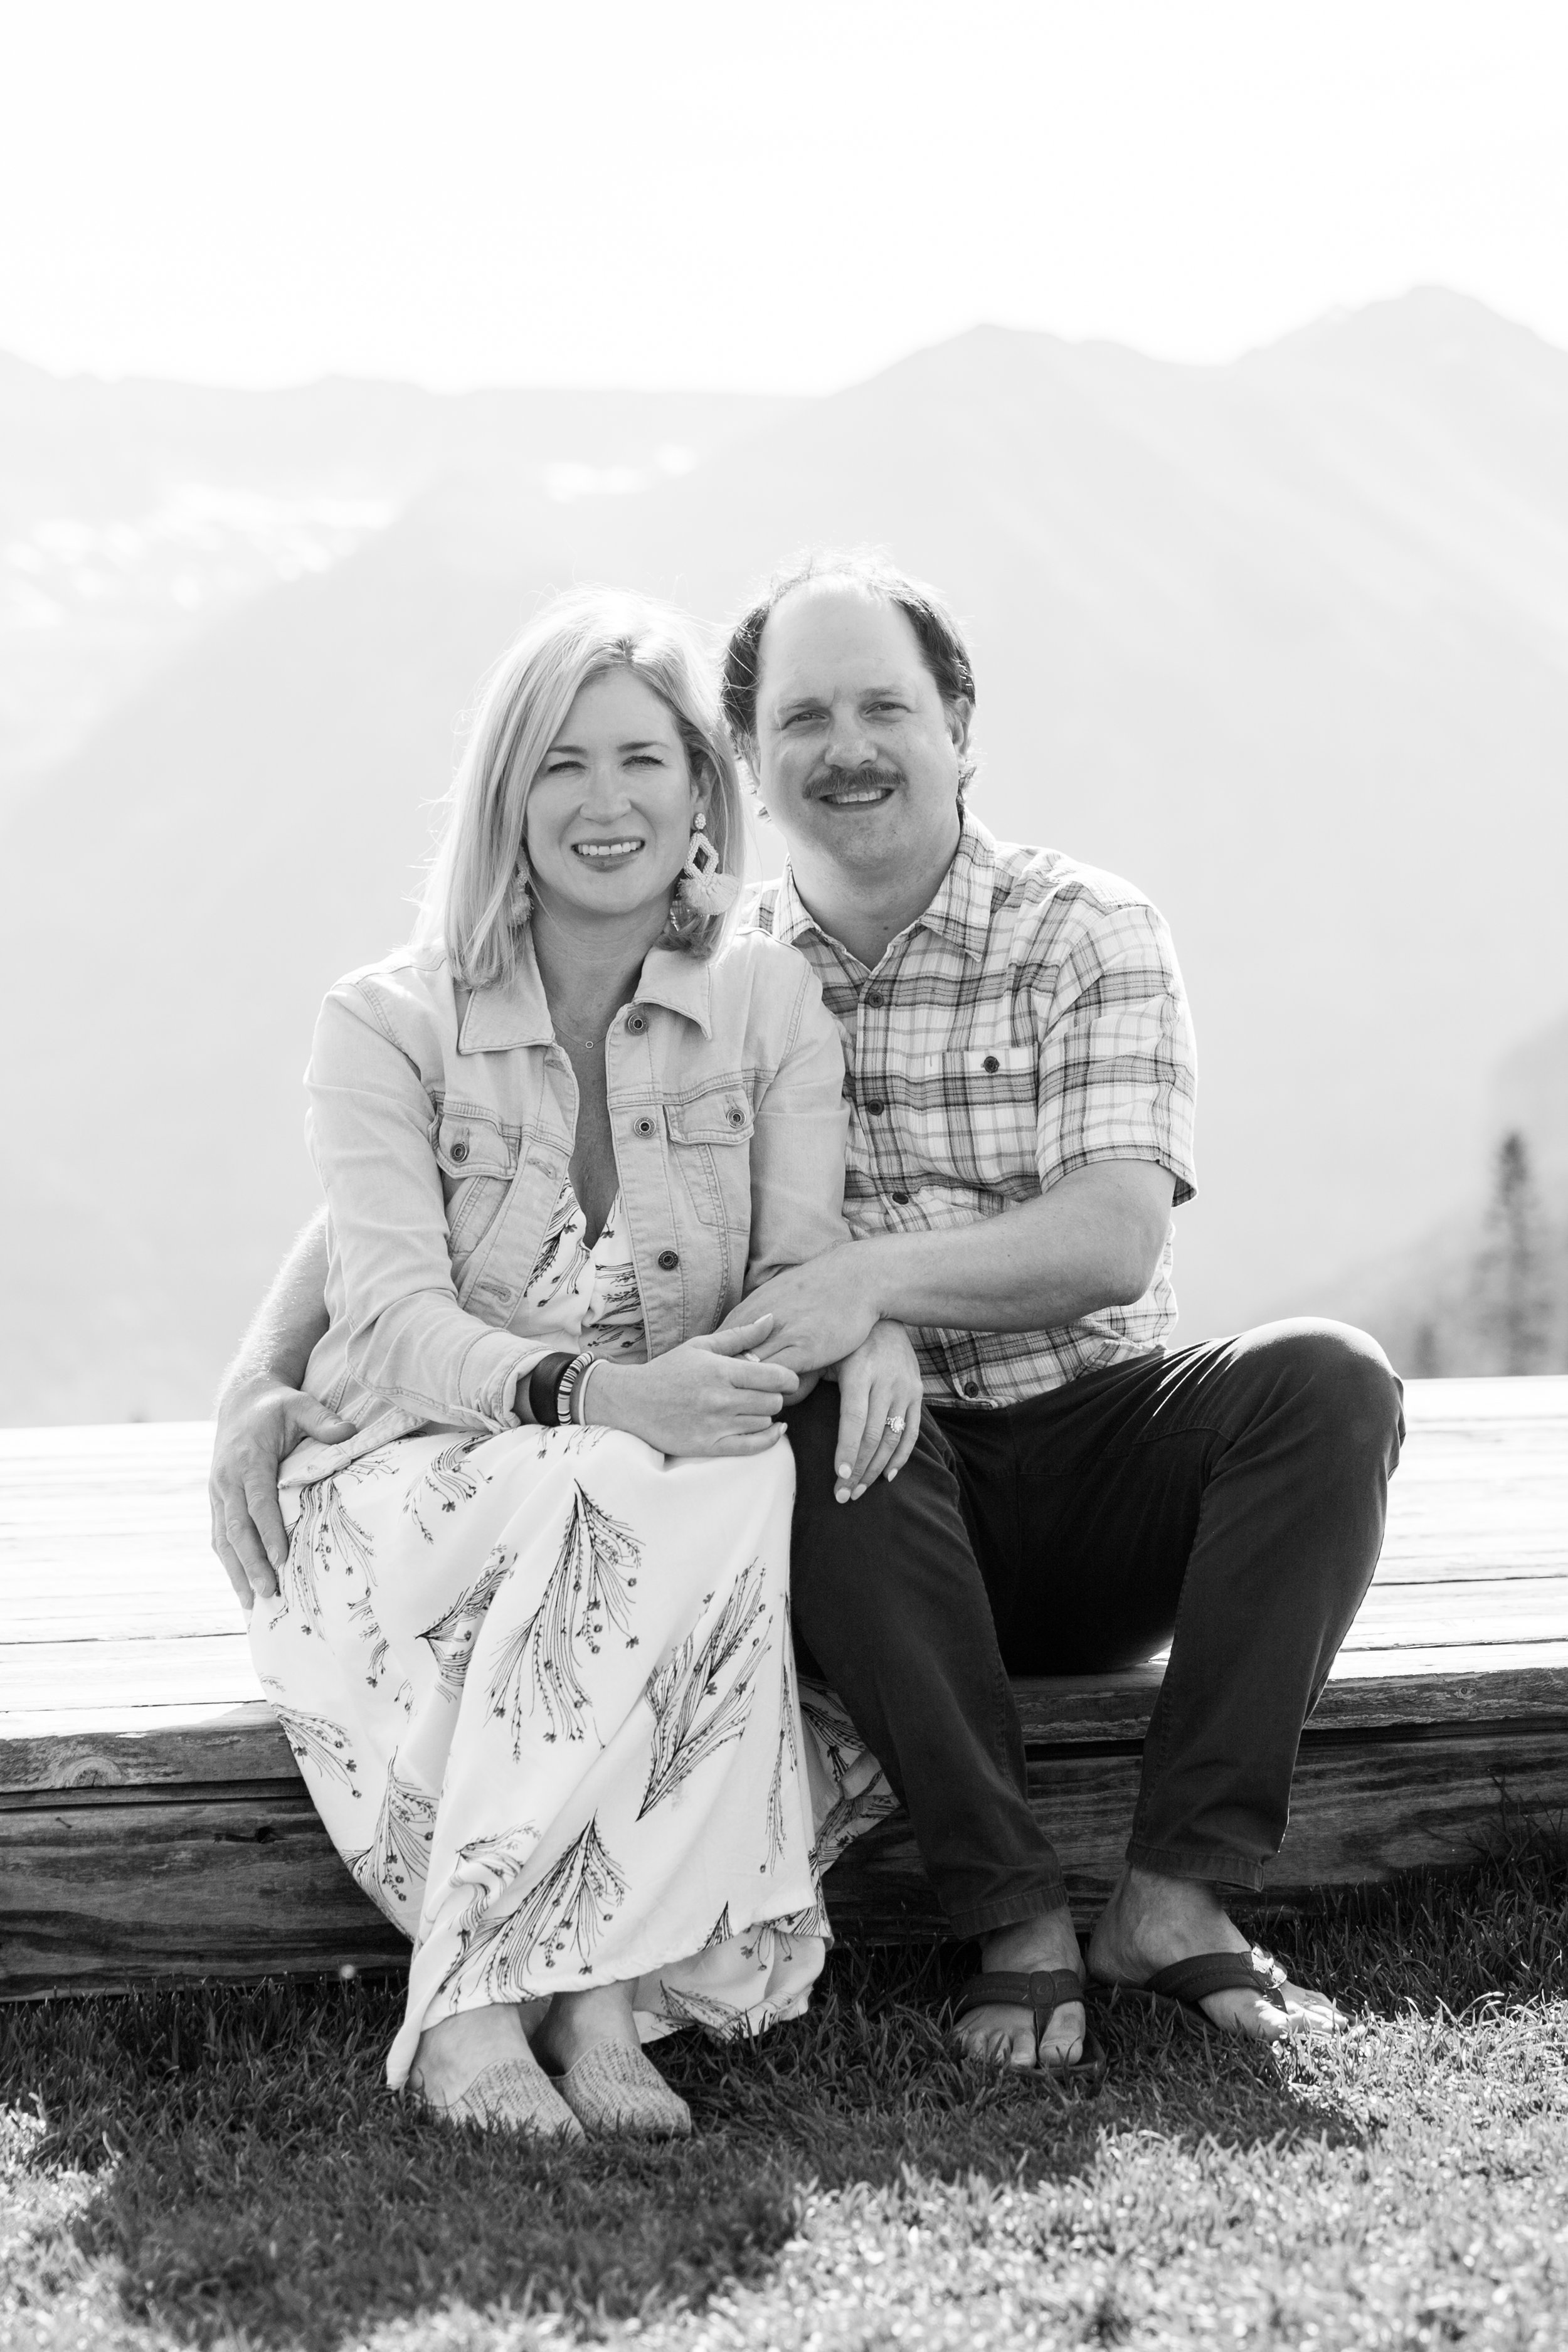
907,1044,1039,1190
662,1089,755,1229
432,1106,520,1262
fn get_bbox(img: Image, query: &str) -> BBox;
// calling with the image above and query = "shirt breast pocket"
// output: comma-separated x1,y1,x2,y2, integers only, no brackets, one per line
432,1106,519,1262
663,1089,755,1228
911,1044,1038,1192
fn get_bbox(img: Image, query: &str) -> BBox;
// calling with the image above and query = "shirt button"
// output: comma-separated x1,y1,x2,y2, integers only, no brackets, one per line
866,1099,886,1117
626,1011,647,1033
449,1140,469,1163
864,990,884,1009
982,1054,1000,1074
657,1249,679,1271
962,1379,980,1398
891,1190,909,1205
633,1116,655,1137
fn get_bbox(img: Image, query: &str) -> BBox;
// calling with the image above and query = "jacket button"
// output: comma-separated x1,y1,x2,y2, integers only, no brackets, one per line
726,1104,745,1127
982,1054,1000,1074
866,1099,886,1117
633,1116,655,1137
626,1012,647,1033
449,1140,469,1163
657,1249,679,1271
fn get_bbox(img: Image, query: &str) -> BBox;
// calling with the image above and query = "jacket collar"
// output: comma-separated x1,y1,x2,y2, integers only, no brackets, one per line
455,932,714,1054
771,808,997,967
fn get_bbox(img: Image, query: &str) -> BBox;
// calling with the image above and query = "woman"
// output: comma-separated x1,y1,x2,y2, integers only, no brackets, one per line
252,590,918,2141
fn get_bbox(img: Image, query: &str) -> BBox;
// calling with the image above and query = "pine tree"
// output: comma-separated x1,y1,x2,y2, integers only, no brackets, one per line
1471,1132,1549,1374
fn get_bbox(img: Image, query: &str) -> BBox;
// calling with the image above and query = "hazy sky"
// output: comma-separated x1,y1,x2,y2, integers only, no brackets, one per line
6,0,1566,393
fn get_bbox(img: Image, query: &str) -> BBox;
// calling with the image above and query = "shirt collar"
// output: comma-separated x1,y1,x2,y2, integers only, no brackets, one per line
773,808,997,967
455,931,713,1053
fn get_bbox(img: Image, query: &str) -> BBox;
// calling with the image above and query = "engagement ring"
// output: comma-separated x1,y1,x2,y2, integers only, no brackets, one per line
887,1414,906,1436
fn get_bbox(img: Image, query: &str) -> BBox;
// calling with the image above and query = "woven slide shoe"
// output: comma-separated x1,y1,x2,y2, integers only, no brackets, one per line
556,2039,694,2138
950,1968,1108,2092
411,2057,585,2140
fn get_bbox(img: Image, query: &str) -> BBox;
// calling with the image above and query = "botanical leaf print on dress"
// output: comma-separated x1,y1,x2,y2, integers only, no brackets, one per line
639,1563,768,1816
253,1182,890,2094
486,1485,640,1751
347,1756,438,1919
282,1478,376,1628
403,1436,489,1544
273,1704,361,1795
419,1545,511,1697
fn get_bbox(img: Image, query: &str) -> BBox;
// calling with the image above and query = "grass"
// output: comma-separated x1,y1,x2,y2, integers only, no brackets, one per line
2,1835,1565,2352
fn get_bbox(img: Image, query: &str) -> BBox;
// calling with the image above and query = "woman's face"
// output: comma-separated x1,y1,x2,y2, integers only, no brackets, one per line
524,667,705,928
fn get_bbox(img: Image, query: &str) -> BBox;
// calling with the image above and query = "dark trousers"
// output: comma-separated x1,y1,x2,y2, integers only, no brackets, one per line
786,1318,1405,1940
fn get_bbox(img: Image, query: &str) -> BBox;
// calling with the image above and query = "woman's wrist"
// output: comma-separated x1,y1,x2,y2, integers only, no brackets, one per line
581,1358,642,1435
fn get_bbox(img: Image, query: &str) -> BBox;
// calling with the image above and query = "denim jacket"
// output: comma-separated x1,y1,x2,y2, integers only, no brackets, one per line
283,927,849,1485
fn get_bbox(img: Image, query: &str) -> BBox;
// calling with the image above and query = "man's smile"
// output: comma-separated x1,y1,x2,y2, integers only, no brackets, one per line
812,775,899,809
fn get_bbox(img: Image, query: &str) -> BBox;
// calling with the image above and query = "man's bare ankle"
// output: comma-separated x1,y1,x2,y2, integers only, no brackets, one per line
979,1905,1082,1978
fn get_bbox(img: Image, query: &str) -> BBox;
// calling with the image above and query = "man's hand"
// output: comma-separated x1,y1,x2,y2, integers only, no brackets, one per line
831,1322,923,1502
724,1246,879,1374
209,1379,355,1613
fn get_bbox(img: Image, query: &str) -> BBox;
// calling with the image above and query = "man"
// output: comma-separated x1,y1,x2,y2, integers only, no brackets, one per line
211,549,1403,2074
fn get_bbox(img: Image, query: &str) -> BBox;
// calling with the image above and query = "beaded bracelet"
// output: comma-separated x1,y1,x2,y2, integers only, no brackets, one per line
571,1357,603,1427
554,1350,597,1426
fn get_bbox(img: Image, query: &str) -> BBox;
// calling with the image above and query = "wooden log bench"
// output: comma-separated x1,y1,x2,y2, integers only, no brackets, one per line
3,1377,1565,1998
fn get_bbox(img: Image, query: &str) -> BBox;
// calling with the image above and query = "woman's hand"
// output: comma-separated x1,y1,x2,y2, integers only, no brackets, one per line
830,1322,923,1503
588,1315,799,1458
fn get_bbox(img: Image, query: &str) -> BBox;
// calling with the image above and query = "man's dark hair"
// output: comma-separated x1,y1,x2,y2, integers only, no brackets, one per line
719,549,978,790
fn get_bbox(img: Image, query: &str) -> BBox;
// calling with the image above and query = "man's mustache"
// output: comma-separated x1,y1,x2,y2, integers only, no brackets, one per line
808,765,903,799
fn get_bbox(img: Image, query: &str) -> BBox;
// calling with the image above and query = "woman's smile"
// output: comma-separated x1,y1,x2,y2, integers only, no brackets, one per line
571,835,647,866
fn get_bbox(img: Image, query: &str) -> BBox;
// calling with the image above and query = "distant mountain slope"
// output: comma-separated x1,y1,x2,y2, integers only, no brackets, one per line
3,290,1567,1419
0,354,802,793
1296,1005,1568,1375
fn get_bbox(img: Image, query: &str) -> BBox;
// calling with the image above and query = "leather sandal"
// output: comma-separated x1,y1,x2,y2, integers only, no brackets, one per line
950,1968,1108,2091
1120,1944,1306,2031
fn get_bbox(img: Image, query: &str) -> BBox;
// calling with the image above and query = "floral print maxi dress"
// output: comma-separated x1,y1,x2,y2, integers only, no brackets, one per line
250,1187,896,2089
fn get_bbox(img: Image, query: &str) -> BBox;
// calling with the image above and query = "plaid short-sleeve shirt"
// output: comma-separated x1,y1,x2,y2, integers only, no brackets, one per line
755,812,1199,1407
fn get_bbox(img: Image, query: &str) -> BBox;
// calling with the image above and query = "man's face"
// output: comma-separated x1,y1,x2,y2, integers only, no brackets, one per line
750,583,971,886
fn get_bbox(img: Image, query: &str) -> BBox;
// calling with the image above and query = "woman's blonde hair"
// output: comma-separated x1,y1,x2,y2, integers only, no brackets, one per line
417,588,751,987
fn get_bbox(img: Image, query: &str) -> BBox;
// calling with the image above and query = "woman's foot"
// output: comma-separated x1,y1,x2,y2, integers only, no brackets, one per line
409,2000,583,2139
536,1981,692,2139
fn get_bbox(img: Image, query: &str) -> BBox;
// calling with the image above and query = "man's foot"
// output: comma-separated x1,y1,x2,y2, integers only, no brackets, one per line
1088,1865,1342,2040
951,1906,1087,2072
408,1999,581,2136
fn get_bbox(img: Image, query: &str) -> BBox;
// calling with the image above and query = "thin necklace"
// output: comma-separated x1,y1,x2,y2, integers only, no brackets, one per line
527,895,629,1054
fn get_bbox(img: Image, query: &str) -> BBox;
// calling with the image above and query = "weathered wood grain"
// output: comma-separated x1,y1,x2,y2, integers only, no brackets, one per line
5,1577,1564,1734
824,1725,1568,1939
0,1789,408,1996
5,1719,1562,1990
7,1655,1568,1798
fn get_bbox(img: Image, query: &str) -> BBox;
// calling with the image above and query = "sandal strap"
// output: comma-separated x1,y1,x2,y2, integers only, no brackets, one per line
1145,1947,1288,2006
951,1967,1086,2026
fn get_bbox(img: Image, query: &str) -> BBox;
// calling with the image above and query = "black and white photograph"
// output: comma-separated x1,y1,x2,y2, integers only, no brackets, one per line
2,3,1565,2345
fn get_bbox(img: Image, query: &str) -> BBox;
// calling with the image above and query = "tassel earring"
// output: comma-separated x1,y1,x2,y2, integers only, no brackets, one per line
675,809,738,915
